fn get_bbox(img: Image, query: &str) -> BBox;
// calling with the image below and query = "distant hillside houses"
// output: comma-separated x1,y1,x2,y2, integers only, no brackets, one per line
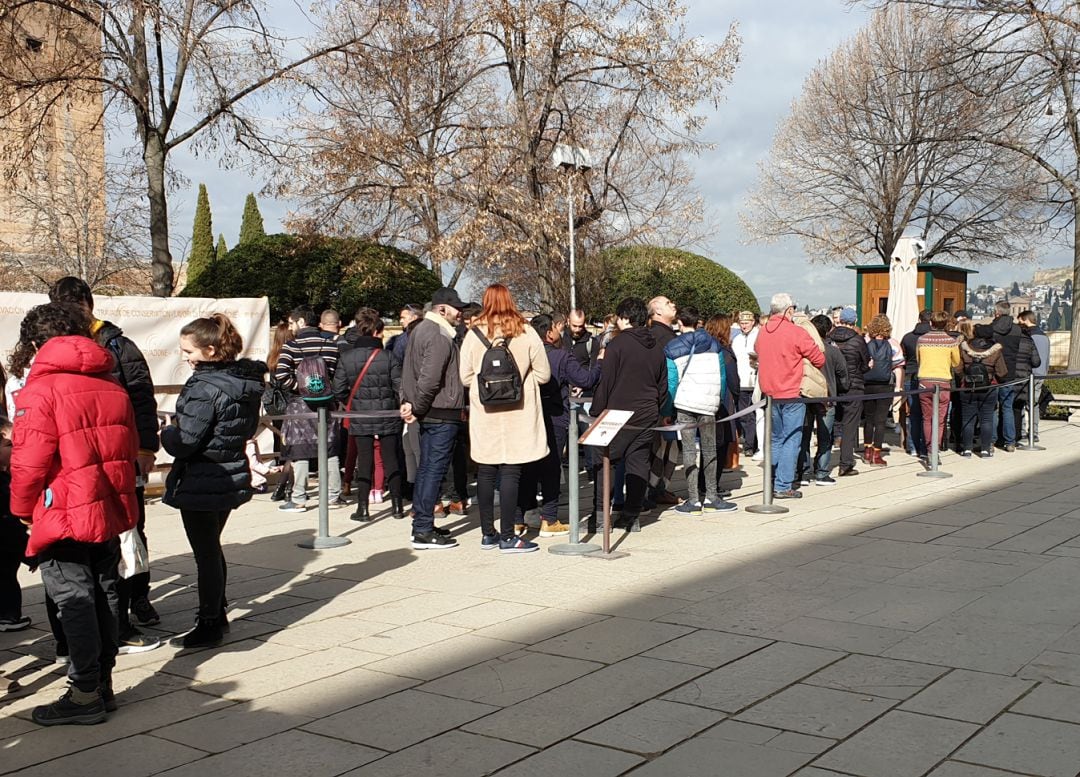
966,268,1073,331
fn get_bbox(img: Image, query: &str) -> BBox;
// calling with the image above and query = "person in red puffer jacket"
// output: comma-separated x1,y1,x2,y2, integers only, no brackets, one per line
8,303,139,727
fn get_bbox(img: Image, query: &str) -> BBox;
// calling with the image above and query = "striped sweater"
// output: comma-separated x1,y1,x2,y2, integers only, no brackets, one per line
273,326,341,393
916,329,960,382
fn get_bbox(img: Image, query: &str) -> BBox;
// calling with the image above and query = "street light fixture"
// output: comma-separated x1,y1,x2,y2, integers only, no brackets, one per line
552,143,592,311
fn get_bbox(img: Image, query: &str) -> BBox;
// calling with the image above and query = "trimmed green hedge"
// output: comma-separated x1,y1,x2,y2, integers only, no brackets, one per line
181,234,441,320
580,246,759,320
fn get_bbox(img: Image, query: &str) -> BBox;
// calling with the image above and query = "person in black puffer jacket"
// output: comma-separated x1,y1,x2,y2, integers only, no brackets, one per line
162,314,265,650
828,310,870,475
333,308,404,521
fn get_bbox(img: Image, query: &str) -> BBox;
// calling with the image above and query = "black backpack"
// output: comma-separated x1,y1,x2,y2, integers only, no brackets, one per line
471,327,523,407
864,338,894,383
964,355,991,389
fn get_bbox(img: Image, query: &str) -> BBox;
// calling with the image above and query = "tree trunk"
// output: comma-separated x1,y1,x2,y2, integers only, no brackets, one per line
1070,197,1080,371
535,250,557,314
144,134,174,297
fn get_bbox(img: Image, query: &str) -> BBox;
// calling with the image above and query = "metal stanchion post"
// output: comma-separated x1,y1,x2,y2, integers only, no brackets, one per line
299,400,351,549
918,385,951,479
746,396,789,514
550,400,601,555
602,450,612,553
1018,374,1045,451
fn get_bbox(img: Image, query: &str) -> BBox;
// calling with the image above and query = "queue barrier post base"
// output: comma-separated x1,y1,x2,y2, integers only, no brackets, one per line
916,470,952,480
745,503,790,515
585,549,631,561
549,542,603,556
298,535,352,550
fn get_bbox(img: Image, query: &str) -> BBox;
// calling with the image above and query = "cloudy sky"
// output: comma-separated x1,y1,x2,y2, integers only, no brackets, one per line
163,0,1064,309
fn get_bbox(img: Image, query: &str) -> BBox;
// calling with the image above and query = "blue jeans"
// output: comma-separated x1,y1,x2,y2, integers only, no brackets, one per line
413,421,462,533
905,373,925,456
997,385,1018,446
771,400,806,493
797,403,835,481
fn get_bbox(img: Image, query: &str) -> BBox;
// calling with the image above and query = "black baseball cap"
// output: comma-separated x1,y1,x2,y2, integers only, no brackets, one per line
955,309,970,320
431,287,466,309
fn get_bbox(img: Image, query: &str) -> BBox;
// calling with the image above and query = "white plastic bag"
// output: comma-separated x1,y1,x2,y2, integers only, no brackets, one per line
117,528,149,579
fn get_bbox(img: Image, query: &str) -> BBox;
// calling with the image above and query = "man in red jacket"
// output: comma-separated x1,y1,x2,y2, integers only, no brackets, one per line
9,303,139,726
756,293,825,499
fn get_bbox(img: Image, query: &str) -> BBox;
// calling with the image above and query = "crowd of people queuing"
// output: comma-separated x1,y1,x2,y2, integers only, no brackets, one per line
0,276,1053,727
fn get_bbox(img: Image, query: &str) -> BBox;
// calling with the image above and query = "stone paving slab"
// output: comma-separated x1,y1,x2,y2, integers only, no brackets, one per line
463,656,705,747
953,713,1080,777
491,740,644,777
812,710,979,777
419,651,602,707
4,420,1080,777
662,642,843,712
735,683,895,738
575,698,724,754
303,689,497,751
802,654,948,699
898,668,1035,724
339,730,534,777
153,730,384,777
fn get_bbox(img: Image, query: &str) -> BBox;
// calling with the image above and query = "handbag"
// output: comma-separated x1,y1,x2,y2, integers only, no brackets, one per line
342,350,381,430
117,528,149,579
262,378,288,415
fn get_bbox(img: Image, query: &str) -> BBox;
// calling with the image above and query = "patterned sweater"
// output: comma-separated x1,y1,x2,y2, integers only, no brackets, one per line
916,329,960,382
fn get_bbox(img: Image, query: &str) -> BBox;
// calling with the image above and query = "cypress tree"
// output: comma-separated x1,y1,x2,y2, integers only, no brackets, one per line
239,193,266,245
1049,299,1062,331
188,184,215,285
217,234,228,260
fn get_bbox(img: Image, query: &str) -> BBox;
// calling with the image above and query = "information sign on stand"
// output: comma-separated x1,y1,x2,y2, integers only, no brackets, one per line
579,409,633,559
580,410,634,447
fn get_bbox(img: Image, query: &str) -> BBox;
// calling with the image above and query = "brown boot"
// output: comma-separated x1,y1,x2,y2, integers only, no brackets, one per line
862,445,873,462
869,447,887,467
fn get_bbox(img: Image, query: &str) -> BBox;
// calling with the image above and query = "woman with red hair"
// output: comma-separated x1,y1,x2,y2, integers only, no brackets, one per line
460,284,551,553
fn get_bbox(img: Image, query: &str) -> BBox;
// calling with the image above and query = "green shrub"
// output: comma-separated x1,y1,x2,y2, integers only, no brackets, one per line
181,234,441,320
580,246,759,320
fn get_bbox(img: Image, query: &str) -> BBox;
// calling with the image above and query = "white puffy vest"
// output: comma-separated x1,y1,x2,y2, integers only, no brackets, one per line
673,351,723,416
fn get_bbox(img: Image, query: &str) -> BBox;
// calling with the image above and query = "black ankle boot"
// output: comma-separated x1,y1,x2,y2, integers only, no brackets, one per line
350,502,371,522
391,495,405,519
180,617,224,649
270,481,290,502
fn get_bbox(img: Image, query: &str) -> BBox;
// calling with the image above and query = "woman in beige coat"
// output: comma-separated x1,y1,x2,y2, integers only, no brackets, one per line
460,284,551,554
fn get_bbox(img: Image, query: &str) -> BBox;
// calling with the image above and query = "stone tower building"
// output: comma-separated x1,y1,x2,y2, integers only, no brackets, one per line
0,2,105,288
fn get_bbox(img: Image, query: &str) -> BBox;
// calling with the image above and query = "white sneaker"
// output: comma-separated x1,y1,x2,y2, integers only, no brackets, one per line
370,489,384,504
751,450,764,462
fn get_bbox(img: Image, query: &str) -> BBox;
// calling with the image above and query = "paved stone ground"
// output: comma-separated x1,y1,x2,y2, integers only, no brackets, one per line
4,420,1080,777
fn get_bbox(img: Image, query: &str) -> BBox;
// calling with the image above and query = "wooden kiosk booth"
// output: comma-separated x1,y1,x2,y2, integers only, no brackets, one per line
847,263,977,327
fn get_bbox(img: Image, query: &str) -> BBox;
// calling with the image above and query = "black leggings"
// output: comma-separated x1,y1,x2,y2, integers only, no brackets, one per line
180,509,231,620
353,435,401,498
862,382,893,448
477,463,522,540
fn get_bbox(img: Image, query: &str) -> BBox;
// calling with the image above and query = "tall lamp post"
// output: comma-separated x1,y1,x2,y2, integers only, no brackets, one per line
552,144,592,311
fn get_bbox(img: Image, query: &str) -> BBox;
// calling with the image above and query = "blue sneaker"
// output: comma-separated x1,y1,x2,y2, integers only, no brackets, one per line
499,536,539,554
481,533,500,550
674,501,702,515
702,499,738,513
